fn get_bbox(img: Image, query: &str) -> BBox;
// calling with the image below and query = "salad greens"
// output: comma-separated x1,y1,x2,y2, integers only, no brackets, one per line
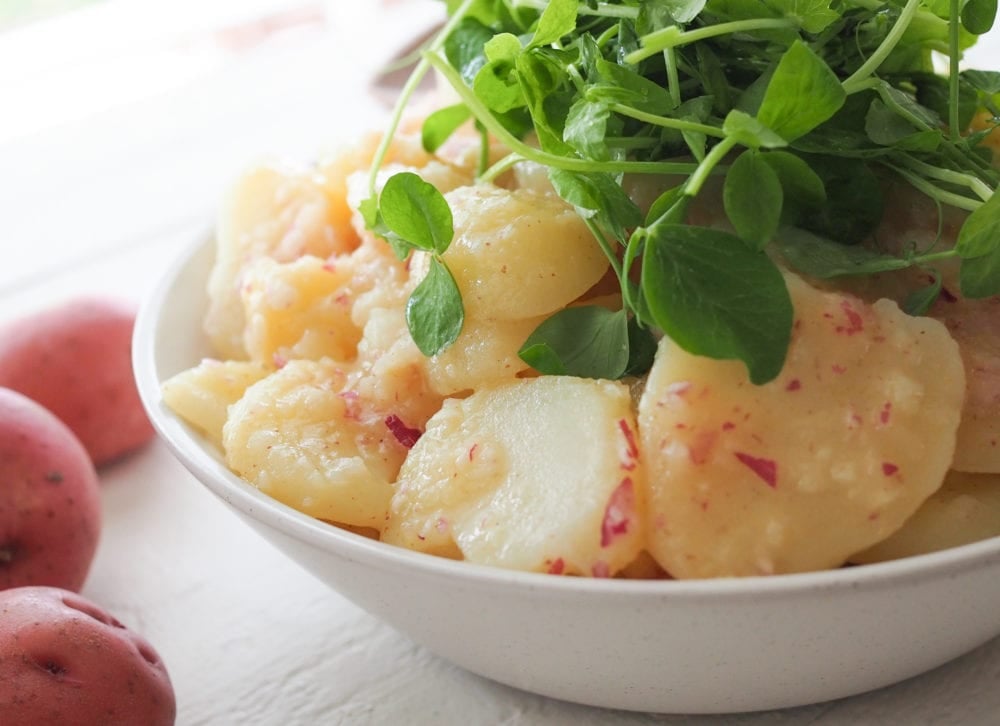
365,0,1000,383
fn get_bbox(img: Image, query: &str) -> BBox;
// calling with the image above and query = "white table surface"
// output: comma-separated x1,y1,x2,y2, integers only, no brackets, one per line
2,2,999,724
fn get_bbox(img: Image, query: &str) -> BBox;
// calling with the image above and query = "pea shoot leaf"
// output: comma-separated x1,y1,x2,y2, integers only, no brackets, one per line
422,104,473,152
641,224,793,384
549,167,643,241
407,257,465,356
379,172,454,255
519,306,631,379
530,0,578,47
757,40,846,143
774,226,912,278
724,149,783,249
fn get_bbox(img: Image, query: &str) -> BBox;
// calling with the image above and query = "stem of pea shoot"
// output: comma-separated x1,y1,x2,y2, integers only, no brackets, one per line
365,0,479,199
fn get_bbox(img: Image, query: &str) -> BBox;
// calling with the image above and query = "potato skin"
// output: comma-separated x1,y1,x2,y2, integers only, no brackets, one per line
0,298,155,466
0,586,175,726
0,388,101,591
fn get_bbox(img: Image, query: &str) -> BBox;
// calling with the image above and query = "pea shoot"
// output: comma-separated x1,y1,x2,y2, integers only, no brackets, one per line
364,0,1000,383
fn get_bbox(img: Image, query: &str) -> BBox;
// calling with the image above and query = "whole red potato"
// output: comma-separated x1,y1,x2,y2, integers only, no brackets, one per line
0,388,101,591
0,586,175,725
0,297,155,466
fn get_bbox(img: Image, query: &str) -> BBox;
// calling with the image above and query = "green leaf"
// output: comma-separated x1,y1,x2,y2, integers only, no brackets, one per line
960,246,1000,298
407,257,465,356
797,156,883,244
359,196,379,230
422,104,472,152
667,0,709,23
519,306,631,379
484,33,522,62
955,189,1000,258
770,0,838,32
591,59,676,115
379,173,454,254
761,151,826,211
549,168,643,241
530,0,578,47
563,99,611,160
961,0,997,35
624,318,658,377
641,224,793,383
962,69,1000,95
722,109,787,149
865,98,922,146
774,226,912,278
757,40,846,142
724,149,783,249
444,18,494,86
515,48,577,155
645,186,690,227
474,58,525,113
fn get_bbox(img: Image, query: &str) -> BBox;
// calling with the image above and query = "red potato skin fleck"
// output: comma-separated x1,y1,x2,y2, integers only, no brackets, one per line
882,462,899,476
785,379,802,392
601,478,635,547
734,452,778,488
836,300,865,335
547,558,565,575
591,561,610,578
384,415,422,449
0,298,155,467
879,402,892,426
688,431,718,466
618,419,639,462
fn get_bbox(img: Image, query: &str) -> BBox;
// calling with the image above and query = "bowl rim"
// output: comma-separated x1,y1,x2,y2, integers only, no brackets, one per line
134,231,1000,600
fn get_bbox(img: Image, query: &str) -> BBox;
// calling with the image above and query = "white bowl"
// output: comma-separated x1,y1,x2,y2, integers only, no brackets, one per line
134,234,1000,714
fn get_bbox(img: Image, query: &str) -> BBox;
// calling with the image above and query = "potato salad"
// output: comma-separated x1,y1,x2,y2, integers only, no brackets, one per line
164,0,1000,578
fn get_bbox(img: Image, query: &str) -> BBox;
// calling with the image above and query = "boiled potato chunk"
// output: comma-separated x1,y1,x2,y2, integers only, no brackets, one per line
241,255,360,366
425,313,544,396
383,377,645,575
206,162,351,358
928,295,1000,473
223,359,397,529
441,185,609,320
849,471,1000,563
638,273,965,578
161,360,270,448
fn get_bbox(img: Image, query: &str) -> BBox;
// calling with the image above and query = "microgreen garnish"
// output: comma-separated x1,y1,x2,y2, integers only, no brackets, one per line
370,172,465,355
365,0,1000,383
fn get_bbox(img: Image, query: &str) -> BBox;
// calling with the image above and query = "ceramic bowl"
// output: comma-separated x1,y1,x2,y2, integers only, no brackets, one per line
133,235,1000,714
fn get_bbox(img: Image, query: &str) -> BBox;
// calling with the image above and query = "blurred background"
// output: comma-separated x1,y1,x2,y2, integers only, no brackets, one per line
0,0,441,292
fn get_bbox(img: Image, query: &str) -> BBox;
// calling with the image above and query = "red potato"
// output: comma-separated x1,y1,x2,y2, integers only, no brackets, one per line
0,586,175,725
0,298,155,467
0,388,101,591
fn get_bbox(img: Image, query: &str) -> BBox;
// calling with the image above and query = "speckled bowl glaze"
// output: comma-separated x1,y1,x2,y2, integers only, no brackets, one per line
134,236,1000,714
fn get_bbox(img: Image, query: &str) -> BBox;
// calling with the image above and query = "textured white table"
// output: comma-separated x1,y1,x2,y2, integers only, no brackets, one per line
2,3,998,724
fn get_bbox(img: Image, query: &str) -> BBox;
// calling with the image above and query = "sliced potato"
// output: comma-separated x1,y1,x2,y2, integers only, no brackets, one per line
223,359,398,529
425,313,544,396
441,185,609,320
383,377,645,575
849,470,1000,563
929,295,1000,473
241,255,360,366
161,359,270,448
638,273,965,578
205,162,350,358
